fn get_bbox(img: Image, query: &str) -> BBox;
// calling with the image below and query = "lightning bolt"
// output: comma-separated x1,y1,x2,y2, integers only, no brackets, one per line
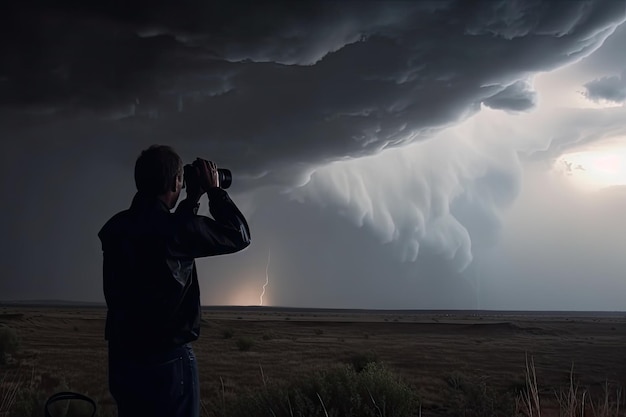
259,248,270,306
476,272,481,310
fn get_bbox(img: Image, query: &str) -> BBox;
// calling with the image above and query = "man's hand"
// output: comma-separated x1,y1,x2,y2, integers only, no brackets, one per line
183,164,203,202
193,158,220,191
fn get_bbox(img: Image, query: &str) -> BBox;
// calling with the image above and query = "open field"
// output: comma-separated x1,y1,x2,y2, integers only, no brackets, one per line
1,305,625,416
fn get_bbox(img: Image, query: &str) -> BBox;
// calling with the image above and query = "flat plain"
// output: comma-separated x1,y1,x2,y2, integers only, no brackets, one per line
1,305,625,416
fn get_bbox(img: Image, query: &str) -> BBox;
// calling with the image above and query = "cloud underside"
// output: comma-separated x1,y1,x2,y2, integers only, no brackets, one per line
482,80,537,112
1,0,625,274
1,1,622,172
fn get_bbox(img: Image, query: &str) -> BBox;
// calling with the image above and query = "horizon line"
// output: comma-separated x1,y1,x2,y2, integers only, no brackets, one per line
1,299,625,314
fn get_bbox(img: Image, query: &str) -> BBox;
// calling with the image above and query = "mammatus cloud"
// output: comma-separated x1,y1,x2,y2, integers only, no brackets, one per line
291,111,522,271
583,69,626,103
293,94,626,275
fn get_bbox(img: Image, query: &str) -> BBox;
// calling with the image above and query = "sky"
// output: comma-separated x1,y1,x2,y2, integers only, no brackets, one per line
1,1,626,310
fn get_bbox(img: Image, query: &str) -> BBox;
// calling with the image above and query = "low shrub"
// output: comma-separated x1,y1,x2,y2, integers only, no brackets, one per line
443,372,516,417
223,362,419,417
348,350,379,373
0,325,20,365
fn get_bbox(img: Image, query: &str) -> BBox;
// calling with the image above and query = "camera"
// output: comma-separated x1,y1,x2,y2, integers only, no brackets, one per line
183,164,232,190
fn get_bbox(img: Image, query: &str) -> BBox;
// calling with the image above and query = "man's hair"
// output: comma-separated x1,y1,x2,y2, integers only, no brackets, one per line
134,145,182,195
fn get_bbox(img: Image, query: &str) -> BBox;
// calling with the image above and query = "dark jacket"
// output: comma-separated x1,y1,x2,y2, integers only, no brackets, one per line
98,188,250,355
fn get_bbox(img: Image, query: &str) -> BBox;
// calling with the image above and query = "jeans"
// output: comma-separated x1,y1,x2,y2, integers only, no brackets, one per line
108,344,199,417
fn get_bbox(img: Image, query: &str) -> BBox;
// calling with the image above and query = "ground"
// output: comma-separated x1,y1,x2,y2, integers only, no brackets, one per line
1,305,625,416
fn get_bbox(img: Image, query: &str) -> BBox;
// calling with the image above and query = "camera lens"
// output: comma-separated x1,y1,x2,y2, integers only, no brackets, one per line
218,168,232,189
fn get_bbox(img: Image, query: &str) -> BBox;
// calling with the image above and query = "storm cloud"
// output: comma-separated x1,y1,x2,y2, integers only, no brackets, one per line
1,1,625,308
584,69,626,103
1,0,622,173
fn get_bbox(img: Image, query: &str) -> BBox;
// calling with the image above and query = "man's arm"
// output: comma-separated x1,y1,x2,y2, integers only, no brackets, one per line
172,190,250,258
207,187,250,244
170,159,250,258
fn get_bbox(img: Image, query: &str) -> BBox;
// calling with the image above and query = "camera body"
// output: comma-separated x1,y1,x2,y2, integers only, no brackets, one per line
183,164,232,190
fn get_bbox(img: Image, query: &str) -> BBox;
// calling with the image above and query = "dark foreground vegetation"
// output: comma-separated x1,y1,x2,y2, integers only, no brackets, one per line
1,307,625,416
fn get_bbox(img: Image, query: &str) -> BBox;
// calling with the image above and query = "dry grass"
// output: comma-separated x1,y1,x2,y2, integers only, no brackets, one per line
517,355,624,417
1,306,625,416
0,369,22,416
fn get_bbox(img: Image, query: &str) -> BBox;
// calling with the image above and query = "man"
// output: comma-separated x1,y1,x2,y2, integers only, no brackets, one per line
98,145,250,417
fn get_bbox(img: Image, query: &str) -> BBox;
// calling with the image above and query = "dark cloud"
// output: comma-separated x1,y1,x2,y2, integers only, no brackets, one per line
567,18,626,74
583,69,626,103
1,0,623,179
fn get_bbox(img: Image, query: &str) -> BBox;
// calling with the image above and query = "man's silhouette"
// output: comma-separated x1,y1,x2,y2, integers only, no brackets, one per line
99,145,250,417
